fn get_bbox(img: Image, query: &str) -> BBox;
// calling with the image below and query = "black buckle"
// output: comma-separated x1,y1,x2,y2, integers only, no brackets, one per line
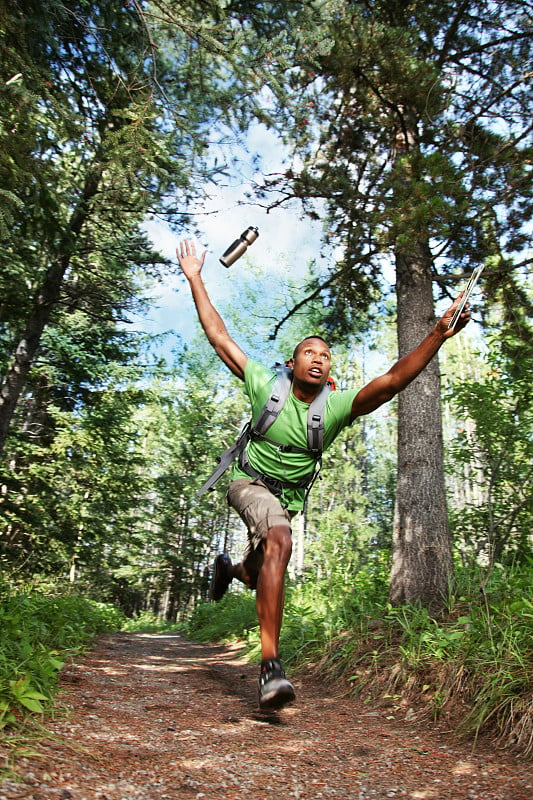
261,476,284,496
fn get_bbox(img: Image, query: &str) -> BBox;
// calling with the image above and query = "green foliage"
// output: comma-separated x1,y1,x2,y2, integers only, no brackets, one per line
117,355,250,620
372,563,533,753
236,0,532,609
1,0,326,614
0,373,152,583
184,557,391,663
445,333,533,566
0,3,530,758
267,0,532,294
186,591,258,643
1,0,294,456
121,611,181,634
0,586,123,729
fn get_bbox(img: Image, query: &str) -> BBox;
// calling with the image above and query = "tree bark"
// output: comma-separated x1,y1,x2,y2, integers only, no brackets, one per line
389,243,454,608
0,168,102,457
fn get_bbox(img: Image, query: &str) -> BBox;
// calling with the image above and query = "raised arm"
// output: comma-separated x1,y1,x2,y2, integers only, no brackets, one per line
350,293,471,421
177,239,248,380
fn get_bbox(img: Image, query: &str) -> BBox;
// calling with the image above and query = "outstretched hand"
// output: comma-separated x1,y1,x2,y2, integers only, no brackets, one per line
437,292,471,338
177,238,207,280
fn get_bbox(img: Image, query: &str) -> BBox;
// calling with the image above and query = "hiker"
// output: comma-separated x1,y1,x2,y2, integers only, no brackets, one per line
177,237,471,710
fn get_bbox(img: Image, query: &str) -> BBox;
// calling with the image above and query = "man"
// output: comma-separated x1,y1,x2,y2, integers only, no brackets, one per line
177,238,471,710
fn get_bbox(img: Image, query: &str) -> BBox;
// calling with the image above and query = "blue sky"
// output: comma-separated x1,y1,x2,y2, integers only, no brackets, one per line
137,123,332,350
134,120,487,365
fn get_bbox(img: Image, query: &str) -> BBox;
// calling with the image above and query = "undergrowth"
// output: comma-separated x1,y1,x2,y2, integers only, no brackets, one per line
121,610,181,634
1,560,531,765
185,561,533,757
0,585,123,735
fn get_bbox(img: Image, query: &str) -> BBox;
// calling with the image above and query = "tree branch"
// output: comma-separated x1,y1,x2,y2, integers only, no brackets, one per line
268,268,343,341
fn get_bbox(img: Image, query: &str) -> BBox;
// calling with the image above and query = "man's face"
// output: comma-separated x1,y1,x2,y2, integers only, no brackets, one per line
288,338,331,390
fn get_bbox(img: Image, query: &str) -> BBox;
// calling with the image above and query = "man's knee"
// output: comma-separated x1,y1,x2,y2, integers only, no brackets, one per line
264,525,293,562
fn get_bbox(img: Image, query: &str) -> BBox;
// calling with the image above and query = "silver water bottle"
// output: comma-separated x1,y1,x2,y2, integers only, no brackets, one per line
219,226,259,267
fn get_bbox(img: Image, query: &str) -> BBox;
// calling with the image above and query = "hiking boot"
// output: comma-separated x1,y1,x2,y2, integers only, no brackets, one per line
209,554,233,601
258,658,296,710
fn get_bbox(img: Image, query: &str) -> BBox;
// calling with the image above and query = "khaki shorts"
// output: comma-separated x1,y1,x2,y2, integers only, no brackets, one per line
227,478,295,555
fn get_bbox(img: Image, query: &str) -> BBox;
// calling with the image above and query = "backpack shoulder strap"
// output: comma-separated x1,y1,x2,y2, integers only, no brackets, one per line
198,366,332,496
252,367,331,454
197,422,251,496
250,365,292,436
307,382,332,453
197,365,290,496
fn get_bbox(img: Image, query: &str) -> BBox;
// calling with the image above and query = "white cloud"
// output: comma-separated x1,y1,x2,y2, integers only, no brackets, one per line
143,218,181,259
136,121,334,352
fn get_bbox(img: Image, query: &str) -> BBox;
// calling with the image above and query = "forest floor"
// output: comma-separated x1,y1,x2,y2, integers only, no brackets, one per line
0,631,531,800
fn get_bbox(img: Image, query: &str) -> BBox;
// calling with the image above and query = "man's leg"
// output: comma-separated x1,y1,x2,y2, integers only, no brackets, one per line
209,545,264,600
224,523,292,658
254,524,296,709
231,548,263,589
212,531,295,708
255,524,292,660
220,480,297,708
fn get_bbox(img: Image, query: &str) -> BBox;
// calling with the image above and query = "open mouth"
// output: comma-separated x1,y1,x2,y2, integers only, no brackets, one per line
309,368,322,378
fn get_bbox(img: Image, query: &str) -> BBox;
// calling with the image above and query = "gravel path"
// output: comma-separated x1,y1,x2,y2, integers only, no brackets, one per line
1,632,531,800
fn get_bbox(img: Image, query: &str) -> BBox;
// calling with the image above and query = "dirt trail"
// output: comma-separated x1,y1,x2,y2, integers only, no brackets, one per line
1,632,531,800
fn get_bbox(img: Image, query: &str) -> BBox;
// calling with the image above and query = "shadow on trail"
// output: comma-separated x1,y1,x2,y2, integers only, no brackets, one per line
73,631,293,727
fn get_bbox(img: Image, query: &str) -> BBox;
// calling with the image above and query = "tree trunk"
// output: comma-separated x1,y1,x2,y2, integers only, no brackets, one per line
389,243,454,609
0,168,102,457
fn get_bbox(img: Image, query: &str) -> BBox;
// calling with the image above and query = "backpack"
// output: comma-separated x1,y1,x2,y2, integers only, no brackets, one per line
197,364,334,503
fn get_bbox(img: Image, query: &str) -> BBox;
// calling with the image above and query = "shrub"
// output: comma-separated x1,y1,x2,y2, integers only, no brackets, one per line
0,590,123,729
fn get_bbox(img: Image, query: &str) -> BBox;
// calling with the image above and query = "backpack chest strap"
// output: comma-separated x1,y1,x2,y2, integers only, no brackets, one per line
249,428,321,456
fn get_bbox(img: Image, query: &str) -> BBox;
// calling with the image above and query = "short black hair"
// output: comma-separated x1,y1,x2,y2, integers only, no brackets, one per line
292,336,331,359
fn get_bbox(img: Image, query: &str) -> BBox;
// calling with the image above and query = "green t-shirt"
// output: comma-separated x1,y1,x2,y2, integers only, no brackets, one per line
230,359,357,510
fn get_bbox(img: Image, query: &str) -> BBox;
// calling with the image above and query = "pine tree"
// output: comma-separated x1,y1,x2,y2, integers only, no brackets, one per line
0,0,274,456
243,0,532,607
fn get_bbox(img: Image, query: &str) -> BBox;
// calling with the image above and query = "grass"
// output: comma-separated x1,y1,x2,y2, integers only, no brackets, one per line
121,610,182,634
0,585,124,775
185,561,533,757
